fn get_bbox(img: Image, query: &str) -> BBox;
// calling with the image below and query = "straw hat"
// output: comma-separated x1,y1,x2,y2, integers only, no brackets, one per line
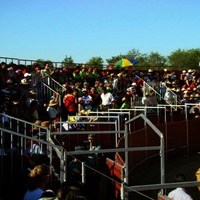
33,120,42,130
12,100,20,105
122,97,126,102
48,100,58,107
41,121,50,127
29,90,37,95
20,78,29,85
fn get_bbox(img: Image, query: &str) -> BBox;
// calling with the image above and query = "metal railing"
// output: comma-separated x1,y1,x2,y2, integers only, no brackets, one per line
0,56,63,68
142,81,178,106
1,102,199,199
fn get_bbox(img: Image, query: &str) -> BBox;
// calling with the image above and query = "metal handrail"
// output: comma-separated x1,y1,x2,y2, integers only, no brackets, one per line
1,105,198,200
0,56,63,68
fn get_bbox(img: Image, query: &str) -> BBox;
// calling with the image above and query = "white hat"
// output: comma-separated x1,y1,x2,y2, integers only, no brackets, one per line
131,82,137,86
7,67,13,71
82,88,87,92
6,79,13,84
24,73,31,77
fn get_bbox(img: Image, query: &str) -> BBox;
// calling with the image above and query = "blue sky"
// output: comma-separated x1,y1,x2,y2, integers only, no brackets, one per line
1,0,199,64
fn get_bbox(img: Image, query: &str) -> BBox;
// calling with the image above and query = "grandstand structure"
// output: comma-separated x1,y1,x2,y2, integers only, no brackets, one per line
0,57,200,200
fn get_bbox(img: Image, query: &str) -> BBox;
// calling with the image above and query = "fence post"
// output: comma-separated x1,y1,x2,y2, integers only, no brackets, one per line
81,162,86,184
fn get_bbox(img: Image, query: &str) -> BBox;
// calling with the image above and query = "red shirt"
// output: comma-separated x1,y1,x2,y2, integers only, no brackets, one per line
63,94,77,113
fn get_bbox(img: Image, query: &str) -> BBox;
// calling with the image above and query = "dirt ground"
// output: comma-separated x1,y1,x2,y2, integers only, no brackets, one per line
129,153,200,199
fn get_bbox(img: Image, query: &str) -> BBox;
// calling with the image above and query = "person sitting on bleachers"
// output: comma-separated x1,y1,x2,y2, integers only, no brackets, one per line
23,164,51,200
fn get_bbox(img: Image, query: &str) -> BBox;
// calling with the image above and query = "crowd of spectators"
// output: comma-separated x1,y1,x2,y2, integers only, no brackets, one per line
1,62,200,126
1,61,200,200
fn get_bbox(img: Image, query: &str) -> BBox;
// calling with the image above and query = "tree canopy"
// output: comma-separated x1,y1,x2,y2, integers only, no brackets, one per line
55,48,200,70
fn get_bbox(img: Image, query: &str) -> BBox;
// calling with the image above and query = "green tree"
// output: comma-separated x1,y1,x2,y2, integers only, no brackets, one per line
126,49,141,60
62,55,75,68
187,48,200,68
147,52,167,68
168,49,188,68
168,48,200,69
86,56,104,69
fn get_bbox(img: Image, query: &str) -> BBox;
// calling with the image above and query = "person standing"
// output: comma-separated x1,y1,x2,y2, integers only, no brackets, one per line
78,89,93,112
100,87,115,111
62,87,77,121
46,100,59,130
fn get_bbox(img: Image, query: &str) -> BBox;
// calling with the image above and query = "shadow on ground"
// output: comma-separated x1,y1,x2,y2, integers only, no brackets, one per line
129,153,200,200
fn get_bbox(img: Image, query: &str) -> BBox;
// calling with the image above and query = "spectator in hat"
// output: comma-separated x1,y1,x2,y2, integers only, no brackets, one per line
23,72,33,87
50,92,59,104
47,100,59,119
25,90,38,108
78,89,93,112
120,97,131,109
46,100,59,130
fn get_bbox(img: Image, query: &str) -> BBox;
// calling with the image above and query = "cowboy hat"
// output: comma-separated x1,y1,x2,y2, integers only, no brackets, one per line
48,100,58,107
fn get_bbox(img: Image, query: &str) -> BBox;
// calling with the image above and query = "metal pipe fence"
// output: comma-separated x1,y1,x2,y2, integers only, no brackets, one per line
0,103,199,199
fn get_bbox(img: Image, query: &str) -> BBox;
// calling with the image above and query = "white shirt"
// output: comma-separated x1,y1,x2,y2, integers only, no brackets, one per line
168,188,193,200
101,92,114,106
29,144,42,154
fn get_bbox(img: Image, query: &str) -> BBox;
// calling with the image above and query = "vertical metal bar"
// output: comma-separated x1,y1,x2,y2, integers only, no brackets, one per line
117,115,120,138
81,162,85,184
60,148,64,184
185,104,189,155
120,183,124,200
160,133,165,194
120,166,125,200
124,123,129,199
63,150,67,182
